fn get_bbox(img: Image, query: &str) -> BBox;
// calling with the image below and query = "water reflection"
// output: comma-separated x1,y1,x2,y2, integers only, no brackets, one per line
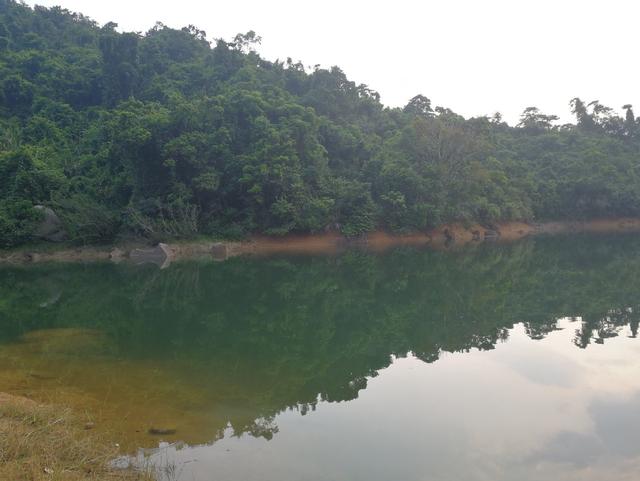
1,234,640,480
132,320,640,481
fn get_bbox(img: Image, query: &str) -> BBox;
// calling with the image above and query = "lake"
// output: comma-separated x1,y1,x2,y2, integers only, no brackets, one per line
1,234,640,481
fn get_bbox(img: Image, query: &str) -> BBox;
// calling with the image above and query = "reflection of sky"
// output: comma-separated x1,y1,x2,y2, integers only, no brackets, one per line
142,319,640,481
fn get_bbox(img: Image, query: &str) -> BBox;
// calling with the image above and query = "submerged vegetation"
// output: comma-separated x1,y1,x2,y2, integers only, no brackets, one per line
1,0,640,247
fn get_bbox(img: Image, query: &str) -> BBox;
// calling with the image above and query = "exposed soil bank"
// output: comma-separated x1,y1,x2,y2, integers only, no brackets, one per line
2,218,640,266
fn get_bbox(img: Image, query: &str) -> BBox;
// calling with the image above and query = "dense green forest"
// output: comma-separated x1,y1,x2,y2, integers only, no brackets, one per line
1,0,639,247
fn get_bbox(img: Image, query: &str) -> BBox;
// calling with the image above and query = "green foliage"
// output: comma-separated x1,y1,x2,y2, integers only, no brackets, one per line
0,199,40,247
125,198,200,242
0,0,639,247
52,193,121,244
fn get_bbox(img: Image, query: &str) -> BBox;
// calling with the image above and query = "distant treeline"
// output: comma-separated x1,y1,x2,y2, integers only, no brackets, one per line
1,0,640,247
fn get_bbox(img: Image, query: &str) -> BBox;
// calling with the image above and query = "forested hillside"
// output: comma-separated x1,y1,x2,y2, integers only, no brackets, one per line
1,0,639,247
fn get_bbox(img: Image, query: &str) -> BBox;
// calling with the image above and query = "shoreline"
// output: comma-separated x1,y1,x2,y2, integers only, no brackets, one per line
1,218,640,266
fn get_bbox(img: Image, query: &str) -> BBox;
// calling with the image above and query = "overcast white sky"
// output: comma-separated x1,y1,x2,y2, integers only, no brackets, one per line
25,0,639,124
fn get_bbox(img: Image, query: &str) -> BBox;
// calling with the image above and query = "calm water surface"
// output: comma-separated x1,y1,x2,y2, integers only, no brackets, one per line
1,235,640,481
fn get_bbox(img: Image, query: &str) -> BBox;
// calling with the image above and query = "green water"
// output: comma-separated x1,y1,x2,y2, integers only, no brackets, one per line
1,234,640,481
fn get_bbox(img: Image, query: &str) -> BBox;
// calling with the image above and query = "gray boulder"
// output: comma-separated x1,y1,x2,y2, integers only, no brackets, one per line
33,205,66,242
109,247,125,263
129,243,173,268
484,229,500,240
211,242,228,261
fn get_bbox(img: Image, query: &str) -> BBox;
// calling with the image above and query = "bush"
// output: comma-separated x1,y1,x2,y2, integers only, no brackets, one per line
0,199,41,248
52,194,121,244
125,199,200,242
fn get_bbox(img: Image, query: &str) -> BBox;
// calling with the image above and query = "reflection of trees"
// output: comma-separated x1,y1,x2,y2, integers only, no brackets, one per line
573,308,640,348
1,234,640,442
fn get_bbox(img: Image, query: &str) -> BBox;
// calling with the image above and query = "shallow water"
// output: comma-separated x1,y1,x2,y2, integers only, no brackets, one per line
1,234,640,480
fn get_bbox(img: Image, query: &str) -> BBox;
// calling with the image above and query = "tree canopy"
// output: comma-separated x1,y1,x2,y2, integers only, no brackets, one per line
1,0,639,246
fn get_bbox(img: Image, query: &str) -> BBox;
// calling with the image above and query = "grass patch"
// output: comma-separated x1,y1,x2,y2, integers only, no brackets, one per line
0,393,152,481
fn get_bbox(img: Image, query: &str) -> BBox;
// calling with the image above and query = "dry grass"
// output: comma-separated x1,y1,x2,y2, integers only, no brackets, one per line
0,393,152,481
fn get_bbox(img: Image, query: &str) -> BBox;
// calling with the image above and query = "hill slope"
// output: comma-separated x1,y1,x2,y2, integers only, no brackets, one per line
1,0,639,246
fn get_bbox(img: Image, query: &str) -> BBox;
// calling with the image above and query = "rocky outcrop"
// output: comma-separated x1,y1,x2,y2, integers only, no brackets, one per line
484,229,499,240
109,247,125,263
3,218,640,266
129,243,173,268
211,242,228,261
33,205,66,242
